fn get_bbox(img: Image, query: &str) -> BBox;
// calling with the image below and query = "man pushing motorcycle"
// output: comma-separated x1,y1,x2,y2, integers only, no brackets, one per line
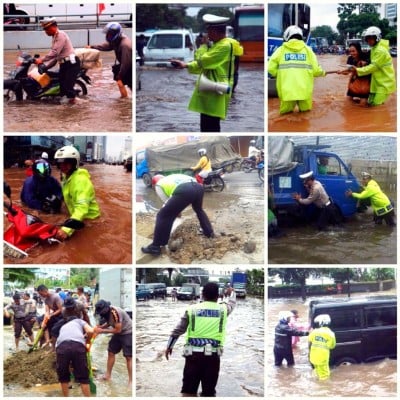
36,18,81,105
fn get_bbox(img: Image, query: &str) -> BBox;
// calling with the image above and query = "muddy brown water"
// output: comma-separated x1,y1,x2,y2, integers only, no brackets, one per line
136,295,264,397
268,54,397,132
4,165,132,264
3,50,132,132
267,291,397,397
136,63,264,132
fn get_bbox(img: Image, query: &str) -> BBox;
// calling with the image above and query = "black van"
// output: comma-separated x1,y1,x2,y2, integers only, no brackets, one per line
309,296,397,366
147,283,167,299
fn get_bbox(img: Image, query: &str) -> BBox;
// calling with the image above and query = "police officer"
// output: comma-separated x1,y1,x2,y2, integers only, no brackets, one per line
171,14,235,132
308,314,336,380
346,172,395,226
293,171,342,230
273,311,308,366
164,282,236,396
347,26,395,106
268,25,328,114
141,174,214,256
37,18,81,104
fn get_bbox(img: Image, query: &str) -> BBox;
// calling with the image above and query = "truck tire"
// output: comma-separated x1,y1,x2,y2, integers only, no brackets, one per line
143,173,152,187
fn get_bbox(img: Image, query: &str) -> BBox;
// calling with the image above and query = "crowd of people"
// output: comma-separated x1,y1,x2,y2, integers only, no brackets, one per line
4,285,132,395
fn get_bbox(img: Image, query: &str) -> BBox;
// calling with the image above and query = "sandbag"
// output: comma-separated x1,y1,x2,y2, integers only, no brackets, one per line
75,48,102,70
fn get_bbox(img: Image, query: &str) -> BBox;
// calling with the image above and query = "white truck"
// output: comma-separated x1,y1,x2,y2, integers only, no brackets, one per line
99,268,132,318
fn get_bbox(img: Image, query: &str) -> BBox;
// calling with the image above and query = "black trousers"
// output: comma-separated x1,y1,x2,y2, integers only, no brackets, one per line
274,347,294,366
153,182,213,246
200,114,221,132
59,58,80,99
375,209,396,226
181,353,220,396
317,203,342,230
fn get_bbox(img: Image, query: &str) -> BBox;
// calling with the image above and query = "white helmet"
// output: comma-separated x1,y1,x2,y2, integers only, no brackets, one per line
283,25,303,42
363,26,381,42
314,314,331,327
198,148,207,157
278,311,294,323
41,151,49,159
54,145,80,166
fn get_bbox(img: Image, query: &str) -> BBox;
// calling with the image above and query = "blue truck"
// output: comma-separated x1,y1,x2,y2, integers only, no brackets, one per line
268,137,361,224
231,271,247,298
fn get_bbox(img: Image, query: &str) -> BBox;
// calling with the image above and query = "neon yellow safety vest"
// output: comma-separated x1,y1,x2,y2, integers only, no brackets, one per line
157,174,196,198
60,168,100,236
351,179,393,216
187,37,234,119
309,327,336,365
268,39,325,101
186,301,228,346
356,39,396,94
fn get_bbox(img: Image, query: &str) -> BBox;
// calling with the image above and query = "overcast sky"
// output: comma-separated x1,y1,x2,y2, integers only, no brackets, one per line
106,136,129,157
311,3,340,30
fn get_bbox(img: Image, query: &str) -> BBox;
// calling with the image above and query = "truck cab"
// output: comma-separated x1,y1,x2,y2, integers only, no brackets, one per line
269,139,361,223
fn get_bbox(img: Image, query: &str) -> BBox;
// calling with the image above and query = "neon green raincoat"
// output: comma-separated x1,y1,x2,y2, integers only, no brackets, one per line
351,179,393,216
60,168,100,236
187,37,234,119
268,39,325,102
356,39,396,95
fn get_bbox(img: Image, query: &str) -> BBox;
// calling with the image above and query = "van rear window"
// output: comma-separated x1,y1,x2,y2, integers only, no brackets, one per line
148,34,183,49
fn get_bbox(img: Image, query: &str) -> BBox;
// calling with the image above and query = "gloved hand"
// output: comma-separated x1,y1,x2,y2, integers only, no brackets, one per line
38,63,47,75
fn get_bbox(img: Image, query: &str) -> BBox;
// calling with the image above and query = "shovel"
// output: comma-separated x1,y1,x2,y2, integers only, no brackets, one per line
28,314,49,353
86,333,97,394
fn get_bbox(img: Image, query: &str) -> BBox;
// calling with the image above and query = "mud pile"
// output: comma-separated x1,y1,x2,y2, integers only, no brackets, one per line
4,348,58,387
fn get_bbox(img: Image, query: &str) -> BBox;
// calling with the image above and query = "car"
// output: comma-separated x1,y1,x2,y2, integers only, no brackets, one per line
176,286,196,301
143,29,196,67
309,296,396,366
146,283,167,299
136,284,151,301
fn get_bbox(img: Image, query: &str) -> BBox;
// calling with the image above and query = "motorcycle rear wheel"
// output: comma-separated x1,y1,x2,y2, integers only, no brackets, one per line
241,160,253,173
210,176,224,192
74,80,87,97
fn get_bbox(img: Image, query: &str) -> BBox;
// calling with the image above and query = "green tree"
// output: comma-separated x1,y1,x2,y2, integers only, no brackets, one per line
4,268,36,287
247,269,264,297
136,4,187,31
311,25,339,45
328,268,356,297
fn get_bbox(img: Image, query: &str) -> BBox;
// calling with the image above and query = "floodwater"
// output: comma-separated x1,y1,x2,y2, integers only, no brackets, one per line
269,202,397,264
136,63,264,132
136,296,264,397
4,165,132,264
3,311,132,397
268,54,397,132
267,292,397,397
3,50,132,132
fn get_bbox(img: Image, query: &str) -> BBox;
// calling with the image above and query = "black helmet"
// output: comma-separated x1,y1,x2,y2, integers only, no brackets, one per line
33,160,51,178
95,299,111,316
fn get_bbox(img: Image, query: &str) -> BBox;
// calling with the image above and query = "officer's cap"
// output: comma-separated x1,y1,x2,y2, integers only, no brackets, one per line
203,14,229,29
299,171,314,180
40,17,57,29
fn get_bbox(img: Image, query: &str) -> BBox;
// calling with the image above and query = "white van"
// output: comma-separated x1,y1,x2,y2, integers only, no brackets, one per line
143,29,196,67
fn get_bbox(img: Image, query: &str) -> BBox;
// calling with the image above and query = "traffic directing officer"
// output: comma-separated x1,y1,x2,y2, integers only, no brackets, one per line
268,25,328,114
141,174,214,256
346,171,395,226
309,314,336,380
37,18,81,104
170,14,235,132
164,282,236,396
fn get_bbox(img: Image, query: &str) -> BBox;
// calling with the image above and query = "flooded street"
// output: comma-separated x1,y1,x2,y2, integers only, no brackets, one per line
3,311,132,397
269,202,397,264
136,296,264,397
267,291,397,397
4,164,132,264
136,171,265,264
3,50,132,132
136,64,264,132
268,54,397,132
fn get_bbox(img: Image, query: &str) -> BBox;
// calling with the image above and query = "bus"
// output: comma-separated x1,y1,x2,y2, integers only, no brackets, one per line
234,5,264,62
268,3,311,96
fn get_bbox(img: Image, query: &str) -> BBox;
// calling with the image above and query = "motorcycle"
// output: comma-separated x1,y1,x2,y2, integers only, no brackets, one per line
240,157,259,173
3,183,84,259
4,47,91,102
185,168,225,192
